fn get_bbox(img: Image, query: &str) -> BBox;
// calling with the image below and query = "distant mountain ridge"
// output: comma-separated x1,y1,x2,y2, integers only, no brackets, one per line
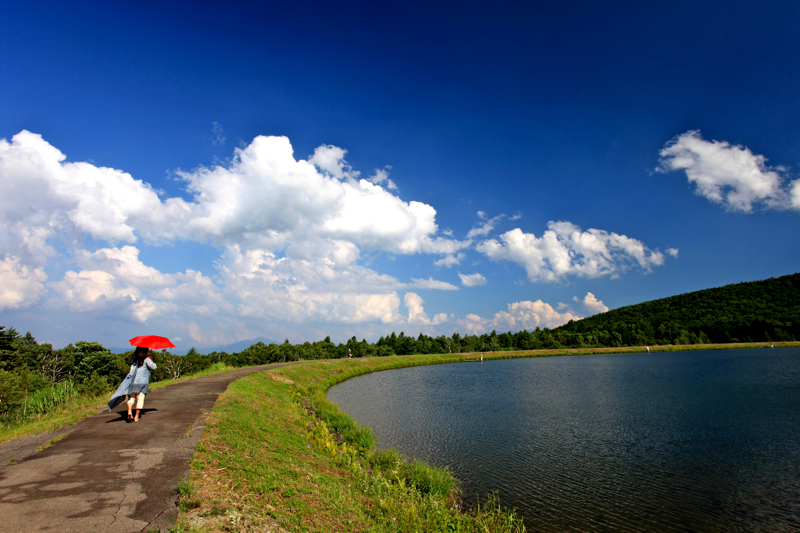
556,272,800,344
197,337,279,355
110,336,277,355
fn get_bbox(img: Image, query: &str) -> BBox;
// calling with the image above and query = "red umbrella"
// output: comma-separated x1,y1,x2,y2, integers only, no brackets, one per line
129,335,175,350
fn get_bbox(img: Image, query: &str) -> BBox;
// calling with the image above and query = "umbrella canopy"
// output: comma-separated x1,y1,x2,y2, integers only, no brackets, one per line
129,335,175,350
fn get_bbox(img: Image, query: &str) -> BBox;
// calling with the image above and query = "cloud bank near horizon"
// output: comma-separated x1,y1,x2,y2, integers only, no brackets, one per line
1,130,660,345
457,291,608,335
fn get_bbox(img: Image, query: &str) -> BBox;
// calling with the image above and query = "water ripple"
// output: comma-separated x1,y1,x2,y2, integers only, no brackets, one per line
328,348,800,532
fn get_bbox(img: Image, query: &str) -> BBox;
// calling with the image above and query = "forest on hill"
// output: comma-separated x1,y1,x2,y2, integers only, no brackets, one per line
1,273,797,425
556,272,800,346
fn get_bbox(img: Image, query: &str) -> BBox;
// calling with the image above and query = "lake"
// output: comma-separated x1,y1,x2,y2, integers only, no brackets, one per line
327,348,800,532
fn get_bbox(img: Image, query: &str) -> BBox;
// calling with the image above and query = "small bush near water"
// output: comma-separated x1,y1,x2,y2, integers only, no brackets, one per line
401,458,459,498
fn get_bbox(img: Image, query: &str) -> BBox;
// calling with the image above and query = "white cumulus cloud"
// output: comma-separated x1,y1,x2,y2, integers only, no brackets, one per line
659,130,799,212
0,130,471,340
574,292,608,315
467,213,504,238
308,144,359,180
51,269,172,323
369,166,397,190
0,130,174,253
408,277,459,291
178,135,465,255
476,221,666,282
459,272,487,287
0,256,47,310
49,245,227,323
791,180,800,209
215,245,404,324
74,246,174,288
0,131,467,260
434,253,465,268
404,292,449,325
457,300,581,335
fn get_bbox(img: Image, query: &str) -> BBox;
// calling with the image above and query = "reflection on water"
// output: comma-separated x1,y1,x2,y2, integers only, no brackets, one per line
328,348,800,532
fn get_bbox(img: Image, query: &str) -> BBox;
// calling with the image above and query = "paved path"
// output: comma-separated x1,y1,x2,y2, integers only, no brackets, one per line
0,364,291,532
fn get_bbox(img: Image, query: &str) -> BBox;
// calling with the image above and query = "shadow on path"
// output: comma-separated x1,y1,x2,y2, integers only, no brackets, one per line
0,363,297,532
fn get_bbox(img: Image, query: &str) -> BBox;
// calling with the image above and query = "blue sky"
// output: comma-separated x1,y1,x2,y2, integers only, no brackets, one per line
1,1,799,350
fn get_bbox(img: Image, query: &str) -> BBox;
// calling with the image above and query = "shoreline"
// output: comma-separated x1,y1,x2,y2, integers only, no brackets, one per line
175,342,798,531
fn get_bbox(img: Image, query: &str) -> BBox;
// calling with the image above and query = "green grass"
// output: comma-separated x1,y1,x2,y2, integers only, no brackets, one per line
36,432,69,451
23,380,79,417
179,353,533,532
0,402,103,445
178,477,197,497
177,478,202,512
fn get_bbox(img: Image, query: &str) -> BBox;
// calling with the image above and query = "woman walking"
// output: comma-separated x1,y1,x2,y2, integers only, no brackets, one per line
108,347,157,422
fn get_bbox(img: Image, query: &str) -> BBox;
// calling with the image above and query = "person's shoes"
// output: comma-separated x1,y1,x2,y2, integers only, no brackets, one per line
127,413,134,422
134,416,139,422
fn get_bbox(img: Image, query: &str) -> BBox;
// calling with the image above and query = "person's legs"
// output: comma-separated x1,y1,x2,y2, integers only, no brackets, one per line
134,392,145,421
126,396,135,421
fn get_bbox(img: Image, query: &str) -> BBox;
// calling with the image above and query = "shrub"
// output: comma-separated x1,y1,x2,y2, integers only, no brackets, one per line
371,448,403,472
75,350,119,383
0,370,23,414
401,458,459,498
78,371,111,396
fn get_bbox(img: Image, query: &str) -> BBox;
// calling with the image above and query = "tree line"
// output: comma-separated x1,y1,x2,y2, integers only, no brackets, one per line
2,272,797,424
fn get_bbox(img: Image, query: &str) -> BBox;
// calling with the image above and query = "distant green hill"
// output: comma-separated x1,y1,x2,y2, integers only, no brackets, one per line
556,272,800,345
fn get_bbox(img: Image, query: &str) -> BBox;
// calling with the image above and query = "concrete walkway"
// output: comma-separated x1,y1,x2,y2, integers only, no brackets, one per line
0,364,290,532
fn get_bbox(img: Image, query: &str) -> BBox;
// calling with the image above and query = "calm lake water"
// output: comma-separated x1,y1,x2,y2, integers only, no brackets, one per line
327,348,800,532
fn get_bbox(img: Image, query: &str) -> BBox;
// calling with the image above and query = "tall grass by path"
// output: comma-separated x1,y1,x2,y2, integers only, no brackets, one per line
0,362,238,445
22,380,79,418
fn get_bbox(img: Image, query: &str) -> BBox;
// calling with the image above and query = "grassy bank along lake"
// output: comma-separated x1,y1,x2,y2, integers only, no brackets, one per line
173,342,797,532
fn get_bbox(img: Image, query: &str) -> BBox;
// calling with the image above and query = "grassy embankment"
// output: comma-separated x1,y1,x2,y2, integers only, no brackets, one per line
0,362,237,445
174,341,798,532
175,352,526,532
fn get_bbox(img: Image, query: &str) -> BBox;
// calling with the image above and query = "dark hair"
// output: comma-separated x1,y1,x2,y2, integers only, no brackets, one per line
131,347,149,366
